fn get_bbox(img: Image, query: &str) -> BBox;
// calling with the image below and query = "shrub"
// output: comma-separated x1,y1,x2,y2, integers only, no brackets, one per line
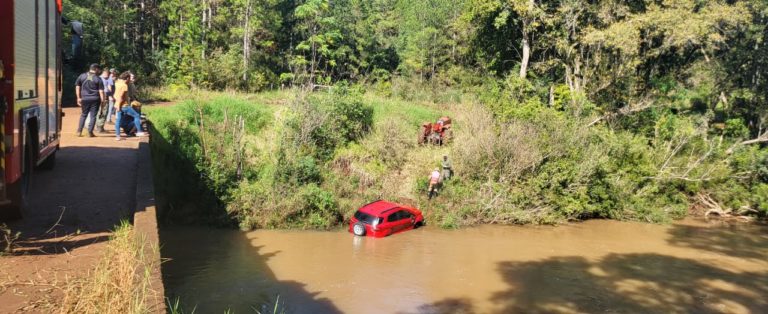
148,84,765,231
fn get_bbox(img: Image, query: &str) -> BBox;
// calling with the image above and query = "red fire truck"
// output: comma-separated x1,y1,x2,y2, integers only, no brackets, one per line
0,0,63,219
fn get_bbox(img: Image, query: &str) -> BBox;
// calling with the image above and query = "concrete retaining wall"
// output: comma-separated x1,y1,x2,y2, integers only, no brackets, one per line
132,138,166,313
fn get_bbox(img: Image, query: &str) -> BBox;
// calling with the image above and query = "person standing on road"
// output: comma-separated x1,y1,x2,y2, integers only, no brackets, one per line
441,155,453,181
114,71,147,140
106,69,118,124
95,69,114,133
75,63,105,137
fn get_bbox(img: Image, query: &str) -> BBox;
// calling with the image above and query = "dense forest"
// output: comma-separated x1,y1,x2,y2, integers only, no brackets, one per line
66,0,766,103
66,0,768,227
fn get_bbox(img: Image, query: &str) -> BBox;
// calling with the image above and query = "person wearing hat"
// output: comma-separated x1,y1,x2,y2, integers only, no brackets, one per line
75,63,105,137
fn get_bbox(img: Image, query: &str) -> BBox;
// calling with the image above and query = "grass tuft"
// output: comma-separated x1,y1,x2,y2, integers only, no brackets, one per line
60,221,159,314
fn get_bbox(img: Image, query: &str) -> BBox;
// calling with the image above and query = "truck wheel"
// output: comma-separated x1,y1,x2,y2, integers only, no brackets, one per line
2,131,33,220
37,151,56,171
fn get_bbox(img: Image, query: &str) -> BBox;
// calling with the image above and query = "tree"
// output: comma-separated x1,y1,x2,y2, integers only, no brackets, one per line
292,0,342,86
468,0,545,79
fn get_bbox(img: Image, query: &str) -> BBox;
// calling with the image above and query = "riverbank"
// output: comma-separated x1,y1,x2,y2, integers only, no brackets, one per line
146,88,767,230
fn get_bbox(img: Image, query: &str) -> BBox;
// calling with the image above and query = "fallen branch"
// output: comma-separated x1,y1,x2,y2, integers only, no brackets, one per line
44,206,67,235
697,193,757,221
726,129,768,154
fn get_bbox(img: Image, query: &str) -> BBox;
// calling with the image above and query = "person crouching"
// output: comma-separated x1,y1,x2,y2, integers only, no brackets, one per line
119,101,143,136
113,71,147,140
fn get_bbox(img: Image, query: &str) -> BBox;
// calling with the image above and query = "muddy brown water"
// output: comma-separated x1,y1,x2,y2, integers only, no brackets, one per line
160,219,768,314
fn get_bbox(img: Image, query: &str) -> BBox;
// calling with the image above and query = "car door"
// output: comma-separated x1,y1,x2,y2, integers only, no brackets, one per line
385,211,401,234
389,210,411,234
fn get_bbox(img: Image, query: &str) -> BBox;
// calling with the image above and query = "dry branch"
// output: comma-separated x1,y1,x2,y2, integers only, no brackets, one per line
697,193,756,221
726,130,768,154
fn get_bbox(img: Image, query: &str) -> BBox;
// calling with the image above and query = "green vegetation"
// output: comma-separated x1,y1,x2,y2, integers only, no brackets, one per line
64,0,767,227
148,85,766,229
166,295,285,314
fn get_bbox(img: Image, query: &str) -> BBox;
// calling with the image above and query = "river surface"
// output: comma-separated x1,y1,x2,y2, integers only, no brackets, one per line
160,219,768,313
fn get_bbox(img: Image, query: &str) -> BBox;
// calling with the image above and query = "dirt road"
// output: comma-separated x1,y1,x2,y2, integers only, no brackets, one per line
0,107,145,313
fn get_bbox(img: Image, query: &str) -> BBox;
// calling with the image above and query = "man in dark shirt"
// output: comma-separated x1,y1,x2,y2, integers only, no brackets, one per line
75,63,105,137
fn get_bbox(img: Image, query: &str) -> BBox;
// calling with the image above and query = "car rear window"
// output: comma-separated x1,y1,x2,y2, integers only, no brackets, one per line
354,210,381,225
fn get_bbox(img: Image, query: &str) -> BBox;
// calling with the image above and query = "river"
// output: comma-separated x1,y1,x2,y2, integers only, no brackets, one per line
160,219,768,313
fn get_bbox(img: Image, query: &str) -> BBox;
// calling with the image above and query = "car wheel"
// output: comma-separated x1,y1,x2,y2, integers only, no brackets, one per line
352,222,366,236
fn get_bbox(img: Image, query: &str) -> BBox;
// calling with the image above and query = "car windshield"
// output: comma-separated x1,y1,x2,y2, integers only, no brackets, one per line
354,211,380,225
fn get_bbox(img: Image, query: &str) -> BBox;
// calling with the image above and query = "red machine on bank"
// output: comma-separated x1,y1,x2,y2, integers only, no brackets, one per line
0,0,64,219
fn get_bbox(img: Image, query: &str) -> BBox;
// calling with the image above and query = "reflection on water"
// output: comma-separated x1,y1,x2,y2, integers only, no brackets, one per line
160,220,768,313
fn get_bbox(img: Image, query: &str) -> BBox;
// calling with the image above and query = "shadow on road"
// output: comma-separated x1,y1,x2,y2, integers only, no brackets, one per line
5,145,139,255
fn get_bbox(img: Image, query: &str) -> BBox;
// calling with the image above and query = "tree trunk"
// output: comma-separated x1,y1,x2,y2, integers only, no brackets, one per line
548,85,554,107
519,0,535,79
310,24,317,86
123,3,128,40
573,54,582,92
431,32,437,79
202,0,208,60
243,0,252,82
519,31,530,79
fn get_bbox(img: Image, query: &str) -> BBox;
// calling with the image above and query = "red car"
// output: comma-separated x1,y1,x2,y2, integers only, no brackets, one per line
349,200,424,237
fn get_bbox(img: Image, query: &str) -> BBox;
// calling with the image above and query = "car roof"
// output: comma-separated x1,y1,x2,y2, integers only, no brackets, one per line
358,200,403,216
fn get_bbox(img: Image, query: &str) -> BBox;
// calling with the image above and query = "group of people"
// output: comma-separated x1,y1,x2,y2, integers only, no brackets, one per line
428,155,453,200
75,63,146,140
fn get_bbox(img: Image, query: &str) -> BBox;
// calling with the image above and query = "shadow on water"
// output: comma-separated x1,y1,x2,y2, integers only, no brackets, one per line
150,120,340,312
502,253,766,313
401,298,475,314
160,226,341,314
667,222,768,260
416,253,768,314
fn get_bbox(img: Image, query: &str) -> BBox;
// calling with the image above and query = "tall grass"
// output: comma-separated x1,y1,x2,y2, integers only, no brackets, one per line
61,221,159,314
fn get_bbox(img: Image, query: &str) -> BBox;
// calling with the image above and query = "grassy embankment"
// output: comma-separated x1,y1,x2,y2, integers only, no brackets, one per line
60,222,159,314
146,86,767,230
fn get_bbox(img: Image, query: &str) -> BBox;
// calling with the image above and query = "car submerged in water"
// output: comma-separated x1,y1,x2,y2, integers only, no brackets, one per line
349,200,424,237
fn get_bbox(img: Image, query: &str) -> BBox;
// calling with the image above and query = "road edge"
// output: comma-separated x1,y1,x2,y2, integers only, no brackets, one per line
132,137,167,313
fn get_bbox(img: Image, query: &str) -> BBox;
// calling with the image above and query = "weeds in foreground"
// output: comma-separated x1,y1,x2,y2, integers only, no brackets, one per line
0,223,20,255
166,295,285,314
60,221,159,314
